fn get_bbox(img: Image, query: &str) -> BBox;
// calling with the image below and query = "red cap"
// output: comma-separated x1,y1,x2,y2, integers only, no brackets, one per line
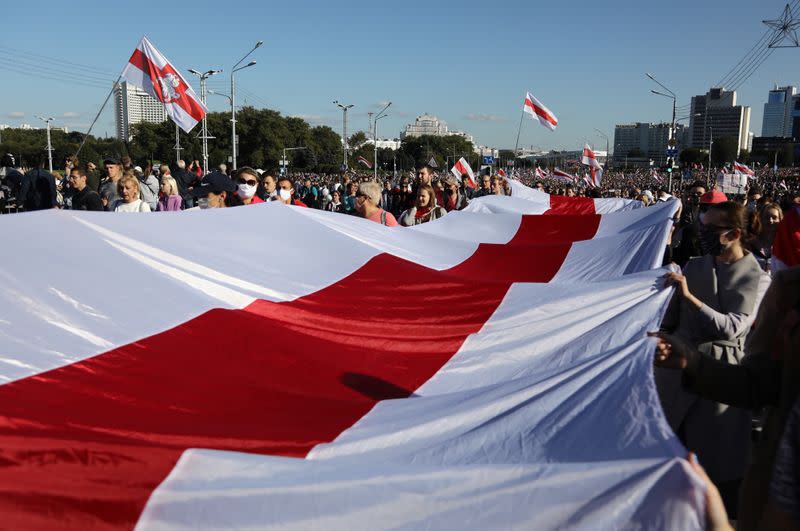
699,190,727,204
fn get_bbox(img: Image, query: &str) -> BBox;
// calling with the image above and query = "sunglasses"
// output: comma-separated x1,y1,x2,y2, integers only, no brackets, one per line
238,179,258,186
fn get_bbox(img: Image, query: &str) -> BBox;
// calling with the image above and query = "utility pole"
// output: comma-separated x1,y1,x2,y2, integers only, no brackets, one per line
188,69,222,175
230,41,262,171
334,101,354,171
35,116,54,172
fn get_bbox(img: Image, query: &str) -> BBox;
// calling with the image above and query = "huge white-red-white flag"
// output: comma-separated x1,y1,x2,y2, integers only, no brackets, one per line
523,91,558,131
120,37,207,133
451,157,476,188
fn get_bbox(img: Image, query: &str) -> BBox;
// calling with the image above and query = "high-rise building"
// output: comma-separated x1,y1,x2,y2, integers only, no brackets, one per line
400,114,449,138
114,81,167,141
612,122,686,165
688,87,751,153
762,85,796,137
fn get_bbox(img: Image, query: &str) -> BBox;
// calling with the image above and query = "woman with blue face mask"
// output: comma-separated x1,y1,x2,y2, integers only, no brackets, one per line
655,200,770,518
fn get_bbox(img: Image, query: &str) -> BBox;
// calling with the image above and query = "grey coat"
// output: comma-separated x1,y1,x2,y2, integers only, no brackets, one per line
655,252,768,482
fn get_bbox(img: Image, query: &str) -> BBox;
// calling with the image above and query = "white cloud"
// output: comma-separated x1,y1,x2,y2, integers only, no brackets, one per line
8,111,24,118
63,111,80,118
290,114,327,125
464,113,506,122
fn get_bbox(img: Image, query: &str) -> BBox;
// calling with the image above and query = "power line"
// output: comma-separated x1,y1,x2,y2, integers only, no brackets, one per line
0,45,117,78
0,58,110,90
715,0,799,88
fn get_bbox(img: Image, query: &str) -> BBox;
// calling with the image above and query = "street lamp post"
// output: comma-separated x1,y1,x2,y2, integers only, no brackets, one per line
188,68,223,175
334,101,354,171
35,115,54,172
594,128,609,169
373,102,391,180
230,41,263,171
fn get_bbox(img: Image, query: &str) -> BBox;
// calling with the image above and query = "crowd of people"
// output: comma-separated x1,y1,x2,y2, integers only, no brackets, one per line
2,149,800,529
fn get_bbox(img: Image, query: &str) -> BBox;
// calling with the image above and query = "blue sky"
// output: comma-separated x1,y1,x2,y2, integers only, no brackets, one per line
2,0,798,151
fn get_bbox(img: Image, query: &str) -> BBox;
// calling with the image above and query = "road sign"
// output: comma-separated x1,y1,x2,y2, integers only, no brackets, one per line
483,156,495,165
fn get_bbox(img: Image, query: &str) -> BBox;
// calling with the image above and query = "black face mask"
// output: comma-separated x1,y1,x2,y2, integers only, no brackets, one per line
697,225,729,256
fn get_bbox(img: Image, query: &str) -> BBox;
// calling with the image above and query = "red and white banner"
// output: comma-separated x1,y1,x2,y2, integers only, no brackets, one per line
552,167,577,183
0,192,704,530
451,157,476,188
357,156,372,169
733,161,755,178
121,36,207,133
523,91,558,131
534,166,548,180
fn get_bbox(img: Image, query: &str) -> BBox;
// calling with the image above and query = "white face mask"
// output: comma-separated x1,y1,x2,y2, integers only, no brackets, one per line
238,183,257,199
197,197,210,209
279,188,292,201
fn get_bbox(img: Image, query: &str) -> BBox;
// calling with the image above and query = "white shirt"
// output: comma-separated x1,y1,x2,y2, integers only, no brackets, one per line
114,199,151,212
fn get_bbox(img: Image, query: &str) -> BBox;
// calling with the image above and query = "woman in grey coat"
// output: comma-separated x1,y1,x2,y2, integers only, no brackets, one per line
655,200,770,516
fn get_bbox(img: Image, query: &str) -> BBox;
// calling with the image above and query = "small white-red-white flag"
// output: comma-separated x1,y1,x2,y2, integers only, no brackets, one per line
121,37,207,133
535,167,548,180
582,144,603,187
358,156,372,169
650,168,661,182
451,157,476,188
523,92,558,131
734,161,755,178
497,169,507,178
552,168,577,183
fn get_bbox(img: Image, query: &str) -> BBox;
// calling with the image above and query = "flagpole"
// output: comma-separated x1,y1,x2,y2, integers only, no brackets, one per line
513,103,525,166
75,75,122,158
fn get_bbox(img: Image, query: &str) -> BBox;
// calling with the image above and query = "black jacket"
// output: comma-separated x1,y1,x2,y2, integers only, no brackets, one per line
71,187,104,211
20,168,57,211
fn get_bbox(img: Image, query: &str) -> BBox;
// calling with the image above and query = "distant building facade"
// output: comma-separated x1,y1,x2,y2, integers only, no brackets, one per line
688,87,751,153
762,85,796,138
613,122,686,165
400,114,474,144
115,81,167,141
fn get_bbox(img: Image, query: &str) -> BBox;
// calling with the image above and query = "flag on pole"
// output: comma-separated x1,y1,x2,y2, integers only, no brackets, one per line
582,144,603,187
497,169,507,178
523,92,558,131
451,157,476,188
535,167,548,180
120,36,207,133
733,161,755,178
552,168,577,183
358,156,372,169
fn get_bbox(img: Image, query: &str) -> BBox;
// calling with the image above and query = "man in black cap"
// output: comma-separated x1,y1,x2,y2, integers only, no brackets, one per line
99,156,123,211
191,170,241,209
19,155,57,211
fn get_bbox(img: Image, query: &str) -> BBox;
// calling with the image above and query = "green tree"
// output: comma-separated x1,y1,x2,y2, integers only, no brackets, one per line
711,136,738,166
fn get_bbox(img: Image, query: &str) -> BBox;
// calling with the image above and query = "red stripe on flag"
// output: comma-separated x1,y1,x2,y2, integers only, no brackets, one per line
128,49,205,124
0,213,600,529
525,99,557,127
546,196,597,216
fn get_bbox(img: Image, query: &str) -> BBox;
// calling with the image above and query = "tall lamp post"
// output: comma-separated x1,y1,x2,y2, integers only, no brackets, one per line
230,41,263,171
373,102,391,181
188,68,223,175
35,115,54,172
594,128,609,169
334,101,354,171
